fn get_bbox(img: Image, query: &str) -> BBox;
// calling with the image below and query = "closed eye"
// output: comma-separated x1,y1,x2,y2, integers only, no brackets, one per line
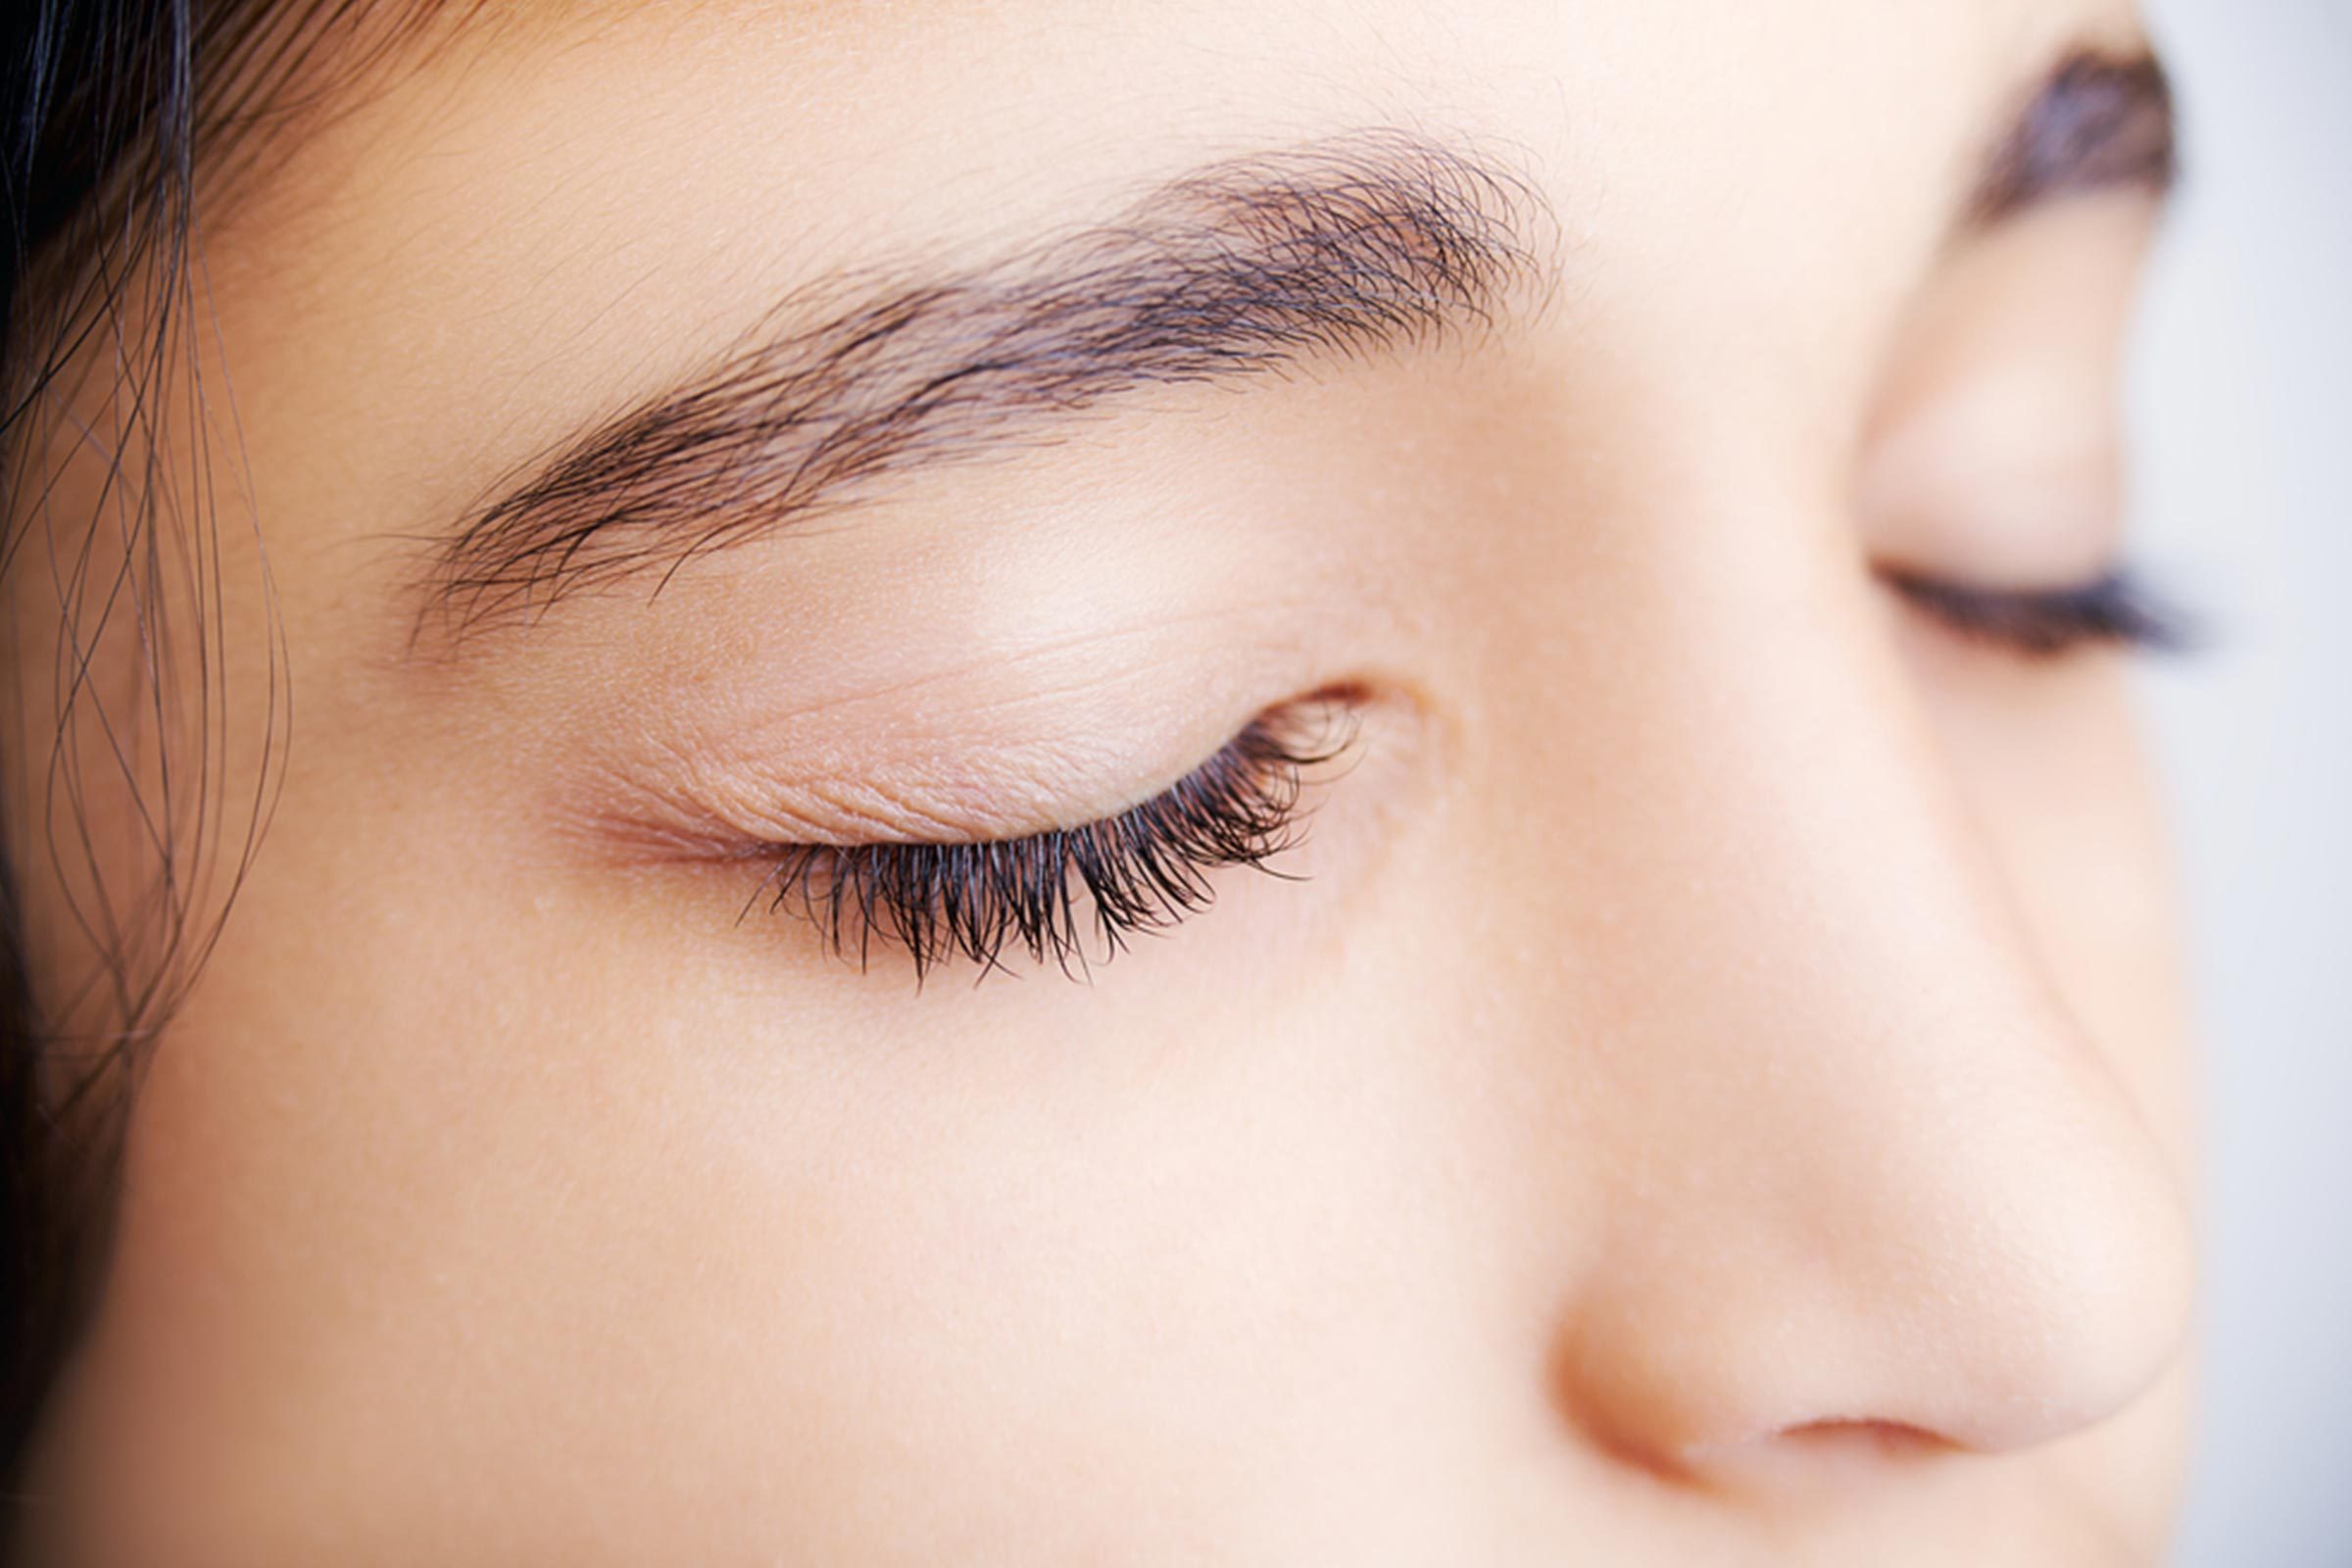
742,701,1354,982
1885,564,2203,660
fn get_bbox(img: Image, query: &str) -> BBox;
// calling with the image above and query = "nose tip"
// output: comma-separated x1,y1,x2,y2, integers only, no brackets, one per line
1902,1140,2198,1453
1553,1091,2197,1474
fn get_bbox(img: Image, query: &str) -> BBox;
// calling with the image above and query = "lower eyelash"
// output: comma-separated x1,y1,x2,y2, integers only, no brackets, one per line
747,706,1351,981
1886,565,2204,660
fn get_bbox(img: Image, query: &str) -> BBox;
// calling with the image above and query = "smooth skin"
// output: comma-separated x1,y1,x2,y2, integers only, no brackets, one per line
7,0,2198,1561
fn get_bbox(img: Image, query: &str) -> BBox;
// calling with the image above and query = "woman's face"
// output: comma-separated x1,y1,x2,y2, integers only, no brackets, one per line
10,0,2200,1560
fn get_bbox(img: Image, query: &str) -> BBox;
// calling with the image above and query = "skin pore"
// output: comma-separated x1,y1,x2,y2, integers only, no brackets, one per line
4,0,2200,1562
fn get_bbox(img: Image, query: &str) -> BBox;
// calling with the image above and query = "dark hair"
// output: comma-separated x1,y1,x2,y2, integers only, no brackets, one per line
1,14,482,1532
0,0,466,1511
2,0,214,1492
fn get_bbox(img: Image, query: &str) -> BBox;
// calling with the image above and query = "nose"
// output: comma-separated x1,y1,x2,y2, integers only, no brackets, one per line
1510,541,2196,1474
1554,1018,2195,1467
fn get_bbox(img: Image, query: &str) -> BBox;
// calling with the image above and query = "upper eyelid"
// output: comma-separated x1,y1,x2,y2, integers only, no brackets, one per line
760,696,1360,854
570,661,1370,870
748,708,1347,976
575,736,1130,863
554,600,1354,862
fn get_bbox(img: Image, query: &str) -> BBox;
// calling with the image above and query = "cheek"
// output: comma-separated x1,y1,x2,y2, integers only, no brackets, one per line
35,769,1505,1561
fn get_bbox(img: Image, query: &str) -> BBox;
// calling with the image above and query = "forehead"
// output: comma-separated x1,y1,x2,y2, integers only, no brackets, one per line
262,0,2148,194
224,0,2155,301
246,0,2145,266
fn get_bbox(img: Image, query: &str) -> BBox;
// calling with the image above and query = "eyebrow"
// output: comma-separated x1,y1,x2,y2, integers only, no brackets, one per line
426,51,2178,637
1968,50,2178,226
427,130,1545,632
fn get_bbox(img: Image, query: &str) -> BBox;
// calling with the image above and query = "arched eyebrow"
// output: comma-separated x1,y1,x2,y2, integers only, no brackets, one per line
1968,49,2178,227
421,49,2177,643
423,130,1550,637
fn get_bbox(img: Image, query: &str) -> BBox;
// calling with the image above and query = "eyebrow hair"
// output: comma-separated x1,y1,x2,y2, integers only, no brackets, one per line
426,130,1547,633
1969,49,2179,226
425,49,2179,638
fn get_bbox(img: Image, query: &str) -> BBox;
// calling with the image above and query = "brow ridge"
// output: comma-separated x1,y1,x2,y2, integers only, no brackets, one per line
427,129,1551,636
1969,49,2179,226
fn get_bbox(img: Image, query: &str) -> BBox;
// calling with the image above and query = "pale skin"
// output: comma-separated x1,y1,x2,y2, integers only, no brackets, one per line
5,0,2200,1562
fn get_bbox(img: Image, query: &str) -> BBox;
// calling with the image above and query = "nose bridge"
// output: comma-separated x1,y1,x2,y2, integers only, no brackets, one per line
1485,514,2193,1466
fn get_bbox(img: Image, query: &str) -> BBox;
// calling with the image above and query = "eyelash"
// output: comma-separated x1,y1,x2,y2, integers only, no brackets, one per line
748,709,1348,980
1886,564,2202,659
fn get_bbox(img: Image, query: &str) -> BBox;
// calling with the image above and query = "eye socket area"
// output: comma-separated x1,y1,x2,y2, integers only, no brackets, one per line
570,685,1371,982
1859,195,2182,662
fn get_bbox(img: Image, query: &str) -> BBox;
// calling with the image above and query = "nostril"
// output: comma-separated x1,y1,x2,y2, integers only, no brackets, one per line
1768,1419,1956,1466
1683,1420,1955,1497
1682,1419,1945,1463
1773,1419,1949,1462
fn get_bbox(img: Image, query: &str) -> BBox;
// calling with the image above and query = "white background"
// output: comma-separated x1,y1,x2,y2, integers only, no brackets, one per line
2134,2,2352,1563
